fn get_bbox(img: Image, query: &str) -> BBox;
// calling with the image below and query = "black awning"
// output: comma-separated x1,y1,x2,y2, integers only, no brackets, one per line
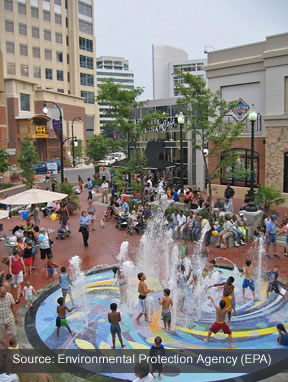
145,158,175,170
145,141,163,159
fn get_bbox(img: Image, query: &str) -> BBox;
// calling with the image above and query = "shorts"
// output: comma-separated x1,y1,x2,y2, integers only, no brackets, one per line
161,310,171,324
242,279,255,291
24,257,33,266
25,295,33,301
110,323,121,335
12,271,23,285
222,295,232,312
267,282,280,294
89,214,95,221
210,321,232,335
56,316,68,327
47,267,53,276
138,296,147,313
266,233,276,244
40,247,52,260
151,363,163,373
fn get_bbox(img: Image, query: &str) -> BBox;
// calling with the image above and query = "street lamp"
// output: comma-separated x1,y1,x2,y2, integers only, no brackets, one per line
71,116,81,168
177,111,185,194
246,104,258,212
43,101,64,183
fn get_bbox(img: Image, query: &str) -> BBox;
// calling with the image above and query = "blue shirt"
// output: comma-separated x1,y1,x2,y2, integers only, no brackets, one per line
173,191,179,202
60,273,69,289
78,216,90,226
278,333,288,346
87,180,93,191
122,201,129,212
266,220,276,234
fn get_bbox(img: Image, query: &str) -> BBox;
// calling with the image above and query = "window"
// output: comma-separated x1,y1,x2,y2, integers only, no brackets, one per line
6,41,15,54
20,44,28,56
43,10,50,21
78,2,92,17
32,26,39,38
55,0,61,5
79,20,92,34
33,66,41,78
55,32,62,44
7,62,16,75
31,6,39,18
66,54,69,64
57,89,64,93
19,23,27,35
44,30,51,41
67,72,70,82
81,90,95,104
80,55,93,69
65,17,68,27
45,49,52,60
221,149,259,187
21,64,29,77
285,77,288,113
56,51,63,62
18,2,26,14
57,70,63,81
55,14,62,24
80,73,94,86
33,47,40,58
79,37,93,52
20,93,30,111
5,20,14,33
4,0,13,11
45,68,52,80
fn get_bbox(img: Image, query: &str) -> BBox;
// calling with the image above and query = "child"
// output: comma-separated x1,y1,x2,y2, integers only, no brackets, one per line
133,361,154,382
202,259,216,278
23,281,37,308
3,273,12,292
277,323,288,346
267,265,287,301
188,274,198,289
108,303,125,349
241,259,256,301
47,257,54,279
209,276,236,322
158,288,173,332
136,272,154,325
176,265,192,312
204,296,233,348
112,266,127,304
59,266,74,305
8,337,20,349
149,336,165,380
23,241,33,275
56,297,75,338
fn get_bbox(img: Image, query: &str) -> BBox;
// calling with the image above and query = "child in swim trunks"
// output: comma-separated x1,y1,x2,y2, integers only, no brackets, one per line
267,265,287,301
108,303,125,349
158,288,173,332
209,276,235,322
241,259,256,301
56,297,75,338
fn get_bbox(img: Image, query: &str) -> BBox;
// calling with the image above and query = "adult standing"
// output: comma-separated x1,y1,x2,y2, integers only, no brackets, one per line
39,227,52,268
31,204,40,227
224,184,235,213
0,286,18,349
101,179,109,203
78,175,84,192
87,178,93,201
78,211,90,247
266,215,279,259
59,202,70,231
87,201,96,231
9,252,26,304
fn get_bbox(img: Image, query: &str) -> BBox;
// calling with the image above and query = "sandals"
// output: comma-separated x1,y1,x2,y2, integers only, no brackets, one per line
15,299,20,304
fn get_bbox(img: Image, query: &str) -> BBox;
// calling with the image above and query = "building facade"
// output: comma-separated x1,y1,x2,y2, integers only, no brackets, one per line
205,33,288,204
96,56,134,130
0,0,99,159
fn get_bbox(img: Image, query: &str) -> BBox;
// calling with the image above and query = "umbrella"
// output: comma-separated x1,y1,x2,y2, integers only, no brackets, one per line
0,210,9,219
2,189,68,205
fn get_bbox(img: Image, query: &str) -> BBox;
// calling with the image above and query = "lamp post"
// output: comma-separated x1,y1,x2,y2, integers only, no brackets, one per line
43,101,64,183
177,111,185,194
246,104,258,212
71,116,81,168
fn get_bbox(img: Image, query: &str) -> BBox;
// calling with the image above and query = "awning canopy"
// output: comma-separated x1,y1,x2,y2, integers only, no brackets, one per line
145,142,174,170
0,210,9,219
2,189,67,205
16,114,51,121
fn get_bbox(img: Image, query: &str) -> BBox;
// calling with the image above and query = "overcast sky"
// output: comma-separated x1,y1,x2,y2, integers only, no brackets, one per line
94,0,288,100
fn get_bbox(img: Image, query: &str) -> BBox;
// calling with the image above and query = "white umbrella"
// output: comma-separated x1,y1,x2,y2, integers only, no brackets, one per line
2,189,68,205
0,210,9,219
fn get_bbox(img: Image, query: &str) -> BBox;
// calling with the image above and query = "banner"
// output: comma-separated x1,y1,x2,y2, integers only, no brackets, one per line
52,119,61,139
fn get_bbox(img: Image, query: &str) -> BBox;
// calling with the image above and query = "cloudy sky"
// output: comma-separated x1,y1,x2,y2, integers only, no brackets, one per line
94,0,288,99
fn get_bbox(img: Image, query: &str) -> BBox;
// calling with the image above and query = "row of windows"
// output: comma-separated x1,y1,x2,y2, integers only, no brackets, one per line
79,19,93,35
97,71,134,77
4,1,62,17
79,37,93,52
80,55,93,69
5,21,63,43
98,78,134,84
78,1,92,17
6,42,66,63
80,73,94,86
6,62,67,82
80,91,95,104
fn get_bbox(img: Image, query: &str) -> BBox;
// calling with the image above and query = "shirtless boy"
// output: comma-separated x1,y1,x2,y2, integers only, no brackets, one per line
241,259,256,301
158,288,173,332
204,296,233,348
108,303,125,349
209,276,236,322
136,272,154,325
202,259,216,278
56,297,75,338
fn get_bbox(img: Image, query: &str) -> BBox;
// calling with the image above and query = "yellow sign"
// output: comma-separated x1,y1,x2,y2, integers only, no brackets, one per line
35,126,47,136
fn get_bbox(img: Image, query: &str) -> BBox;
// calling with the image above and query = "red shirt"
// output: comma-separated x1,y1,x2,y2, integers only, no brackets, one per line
11,257,23,275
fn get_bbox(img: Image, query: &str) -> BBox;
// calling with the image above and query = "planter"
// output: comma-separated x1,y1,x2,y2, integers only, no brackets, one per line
10,175,20,182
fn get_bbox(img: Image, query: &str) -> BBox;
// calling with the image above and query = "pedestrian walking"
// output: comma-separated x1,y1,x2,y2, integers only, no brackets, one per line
87,178,93,201
78,211,90,247
0,286,18,349
101,179,109,203
87,201,96,231
9,252,26,304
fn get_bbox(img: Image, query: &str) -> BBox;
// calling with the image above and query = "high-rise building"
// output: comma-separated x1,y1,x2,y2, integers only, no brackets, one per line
96,56,134,130
0,0,99,160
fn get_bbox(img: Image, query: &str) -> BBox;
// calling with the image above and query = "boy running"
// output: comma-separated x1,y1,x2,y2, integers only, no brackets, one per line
56,297,75,338
241,259,256,301
158,288,173,332
108,303,125,349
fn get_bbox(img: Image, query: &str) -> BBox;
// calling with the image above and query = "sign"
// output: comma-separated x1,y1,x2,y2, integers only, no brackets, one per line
47,162,58,174
35,126,48,136
6,148,16,155
232,98,250,121
52,120,61,139
143,117,177,133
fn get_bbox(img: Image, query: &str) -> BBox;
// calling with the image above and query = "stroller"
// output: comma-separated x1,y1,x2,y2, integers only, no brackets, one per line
56,222,71,240
128,215,144,235
115,213,129,230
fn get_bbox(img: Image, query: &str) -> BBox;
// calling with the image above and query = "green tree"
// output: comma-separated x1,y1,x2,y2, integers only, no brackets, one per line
18,137,38,188
57,182,80,210
86,134,108,174
106,137,126,153
255,185,285,212
74,139,83,160
0,148,10,174
175,72,244,214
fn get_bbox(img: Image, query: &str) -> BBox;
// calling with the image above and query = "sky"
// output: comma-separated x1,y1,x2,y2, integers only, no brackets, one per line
94,0,288,100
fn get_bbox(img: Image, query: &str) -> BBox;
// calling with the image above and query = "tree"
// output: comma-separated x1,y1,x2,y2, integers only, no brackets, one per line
18,137,38,188
175,72,244,214
255,185,285,212
86,134,108,174
74,139,83,160
106,137,126,153
0,148,10,174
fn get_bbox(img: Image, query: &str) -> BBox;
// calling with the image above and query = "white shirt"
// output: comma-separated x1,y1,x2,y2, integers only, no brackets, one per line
133,374,154,382
23,285,33,297
39,233,50,249
101,182,109,190
177,214,186,226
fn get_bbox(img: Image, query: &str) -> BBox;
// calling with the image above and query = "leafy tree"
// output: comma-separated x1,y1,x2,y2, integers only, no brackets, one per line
57,182,80,210
86,134,108,174
74,139,83,160
18,137,38,188
255,185,285,212
106,137,126,154
0,148,10,174
175,72,244,214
